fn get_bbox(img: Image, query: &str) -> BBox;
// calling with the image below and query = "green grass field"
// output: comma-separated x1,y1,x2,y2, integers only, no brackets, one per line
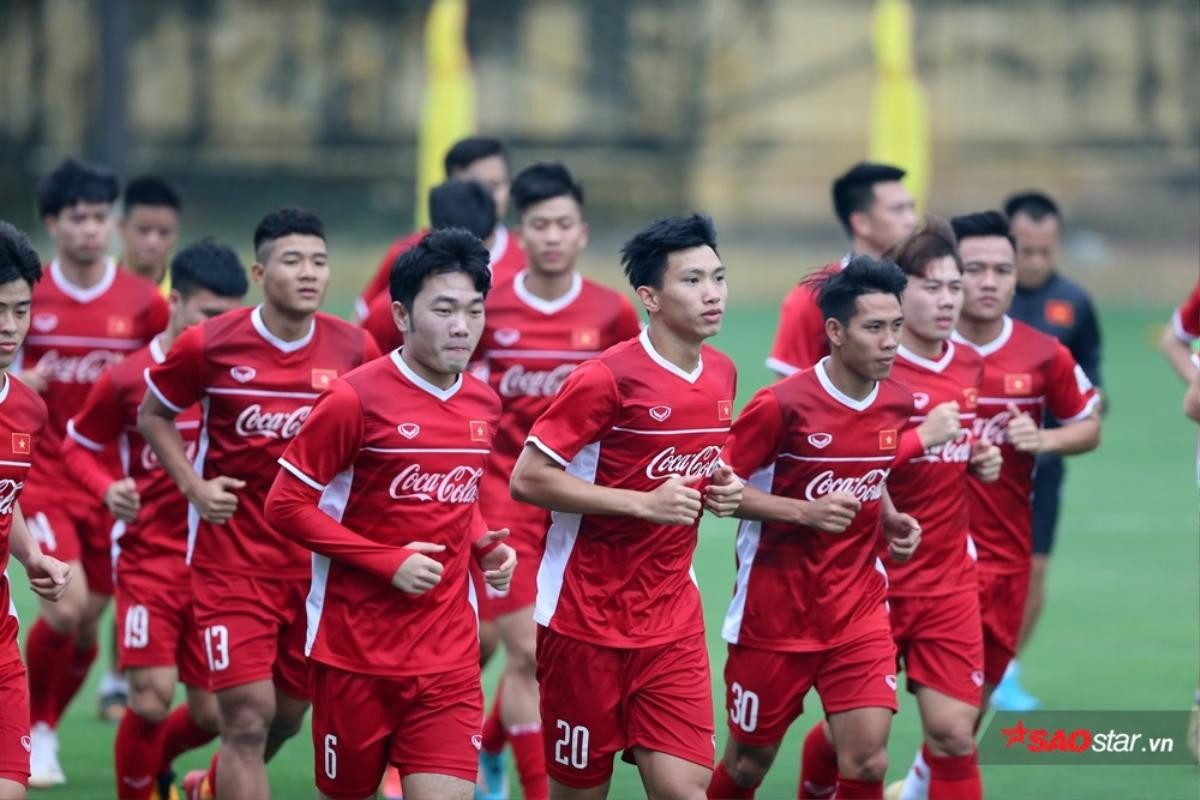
9,294,1198,799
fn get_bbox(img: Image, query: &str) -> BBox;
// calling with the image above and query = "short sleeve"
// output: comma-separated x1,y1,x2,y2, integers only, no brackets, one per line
144,325,206,414
146,293,170,338
67,370,123,450
1173,282,1200,343
277,380,365,489
525,360,620,467
614,295,643,341
722,386,784,481
361,328,383,362
767,283,826,376
1045,342,1099,424
362,294,404,353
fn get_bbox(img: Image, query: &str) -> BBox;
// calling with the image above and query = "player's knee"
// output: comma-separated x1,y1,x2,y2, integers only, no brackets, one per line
188,697,221,733
219,701,272,748
838,746,887,782
42,600,84,632
506,637,538,679
926,719,976,757
727,755,767,788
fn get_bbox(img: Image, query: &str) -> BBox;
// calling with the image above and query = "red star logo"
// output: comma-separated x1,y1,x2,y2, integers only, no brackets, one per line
311,369,338,390
107,315,133,338
716,400,733,421
571,327,600,350
11,433,30,455
1001,719,1029,748
469,420,489,443
879,429,897,450
1004,373,1032,395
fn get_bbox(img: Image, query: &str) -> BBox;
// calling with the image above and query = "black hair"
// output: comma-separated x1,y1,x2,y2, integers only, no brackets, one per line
124,175,182,214
0,221,43,288
510,161,584,215
428,179,496,240
443,136,506,176
1004,191,1061,224
831,162,907,235
253,207,325,260
950,210,1016,249
814,255,908,327
883,214,962,278
36,157,120,218
620,213,719,290
171,238,248,299
389,227,491,311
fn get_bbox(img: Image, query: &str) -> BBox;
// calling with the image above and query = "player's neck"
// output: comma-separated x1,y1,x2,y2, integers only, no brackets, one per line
956,314,1005,347
900,328,945,360
399,346,456,390
122,257,166,285
259,301,316,343
645,320,702,373
849,237,884,260
521,268,575,301
824,353,876,400
56,252,108,288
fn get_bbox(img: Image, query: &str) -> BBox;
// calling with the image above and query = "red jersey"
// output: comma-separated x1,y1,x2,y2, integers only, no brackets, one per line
1172,280,1200,345
273,350,500,676
144,306,379,578
476,271,640,531
952,316,1099,572
20,259,168,508
361,292,404,353
721,359,913,651
765,258,845,376
881,342,984,596
0,374,47,663
354,225,526,319
65,336,201,571
526,329,737,648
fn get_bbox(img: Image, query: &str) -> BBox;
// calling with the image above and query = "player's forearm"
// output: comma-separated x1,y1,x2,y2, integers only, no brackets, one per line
734,484,808,526
139,403,203,498
1184,374,1200,423
1040,415,1100,456
9,503,42,567
510,453,648,518
1160,327,1196,383
61,437,119,501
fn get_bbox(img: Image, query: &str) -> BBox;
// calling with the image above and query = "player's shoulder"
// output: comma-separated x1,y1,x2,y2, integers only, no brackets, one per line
700,343,737,374
461,370,502,415
1045,272,1094,305
4,373,48,425
1008,316,1060,352
878,373,917,407
111,267,163,301
314,311,373,344
579,275,630,305
948,338,984,372
196,305,255,347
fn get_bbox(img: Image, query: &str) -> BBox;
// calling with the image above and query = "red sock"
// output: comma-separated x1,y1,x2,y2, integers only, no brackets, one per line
115,709,166,800
205,751,220,799
160,705,218,771
25,618,73,726
799,722,838,799
926,745,982,800
834,777,882,799
508,725,548,800
481,686,505,753
707,761,758,799
51,642,98,723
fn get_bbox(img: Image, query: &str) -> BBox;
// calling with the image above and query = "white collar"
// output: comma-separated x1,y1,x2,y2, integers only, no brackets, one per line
952,315,1013,358
251,304,315,353
638,327,703,384
0,372,9,406
149,334,168,364
897,340,955,373
50,257,117,304
390,348,462,402
815,356,878,412
512,270,582,315
488,224,509,267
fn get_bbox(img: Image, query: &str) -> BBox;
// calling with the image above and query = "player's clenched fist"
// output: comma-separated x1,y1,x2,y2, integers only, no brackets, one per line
883,511,921,563
25,554,71,602
104,477,141,523
392,541,446,595
917,400,960,448
1005,402,1042,453
639,473,703,526
475,528,517,592
801,491,861,533
968,439,1002,482
704,464,744,517
186,475,246,524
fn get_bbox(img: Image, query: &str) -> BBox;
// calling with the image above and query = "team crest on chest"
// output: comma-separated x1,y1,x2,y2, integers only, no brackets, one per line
571,327,600,349
912,392,930,410
808,432,832,449
32,313,57,333
469,420,489,442
878,429,898,450
230,365,256,383
11,433,30,456
397,423,420,440
311,368,337,390
107,315,133,338
1003,373,1032,395
716,400,733,421
962,387,979,409
494,328,521,347
649,405,672,422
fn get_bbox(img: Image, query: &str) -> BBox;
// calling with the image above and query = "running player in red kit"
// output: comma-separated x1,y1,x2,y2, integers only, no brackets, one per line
140,209,380,800
710,257,950,800
19,159,169,788
474,162,640,800
0,221,72,800
1162,279,1199,383
266,228,516,800
63,240,248,799
510,214,743,799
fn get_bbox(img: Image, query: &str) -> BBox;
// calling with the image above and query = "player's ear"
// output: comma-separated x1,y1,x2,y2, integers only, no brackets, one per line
824,316,844,347
391,300,411,333
578,220,589,250
635,285,659,315
250,261,266,288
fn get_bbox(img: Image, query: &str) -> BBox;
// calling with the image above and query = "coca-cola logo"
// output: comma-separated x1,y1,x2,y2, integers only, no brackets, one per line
924,428,972,463
804,467,891,502
141,439,199,471
972,412,1011,446
0,479,23,515
498,363,575,398
389,463,482,503
645,445,722,480
34,349,121,384
234,404,311,440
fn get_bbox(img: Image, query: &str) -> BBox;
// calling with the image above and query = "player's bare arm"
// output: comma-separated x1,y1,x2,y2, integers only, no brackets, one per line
139,390,245,524
511,443,703,525
880,487,921,563
1005,402,1100,456
1160,322,1197,383
9,502,70,602
968,438,1003,483
391,542,447,595
704,463,744,517
735,483,861,534
1184,369,1200,423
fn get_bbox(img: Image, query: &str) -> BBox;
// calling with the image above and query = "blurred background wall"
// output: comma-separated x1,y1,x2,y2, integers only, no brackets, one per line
0,0,1196,302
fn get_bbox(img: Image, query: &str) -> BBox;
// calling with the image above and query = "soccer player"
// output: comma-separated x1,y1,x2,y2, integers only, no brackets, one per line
1161,279,1199,383
119,175,182,288
19,158,169,788
362,178,498,353
140,209,380,800
509,214,741,799
354,136,526,319
710,256,955,800
473,162,640,800
0,220,72,800
63,239,248,799
265,227,516,800
993,190,1104,710
766,162,917,377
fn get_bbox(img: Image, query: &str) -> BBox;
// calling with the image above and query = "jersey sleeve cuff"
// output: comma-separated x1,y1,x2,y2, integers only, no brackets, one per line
354,296,370,320
526,435,570,468
1057,394,1101,425
65,419,106,452
765,356,799,376
278,458,327,491
1173,309,1199,343
143,369,187,414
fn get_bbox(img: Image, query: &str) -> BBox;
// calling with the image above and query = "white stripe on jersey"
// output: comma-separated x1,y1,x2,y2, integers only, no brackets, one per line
721,462,775,645
186,397,212,565
610,426,732,436
534,441,601,628
305,465,354,657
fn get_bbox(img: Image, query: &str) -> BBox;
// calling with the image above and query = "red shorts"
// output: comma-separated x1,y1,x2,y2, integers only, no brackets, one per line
25,503,115,595
309,661,482,799
115,562,208,689
723,629,899,747
537,627,714,789
0,656,29,787
978,568,1030,686
889,590,984,707
190,566,309,698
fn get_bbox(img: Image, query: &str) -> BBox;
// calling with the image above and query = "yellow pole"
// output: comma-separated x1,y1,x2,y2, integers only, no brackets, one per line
869,0,930,210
